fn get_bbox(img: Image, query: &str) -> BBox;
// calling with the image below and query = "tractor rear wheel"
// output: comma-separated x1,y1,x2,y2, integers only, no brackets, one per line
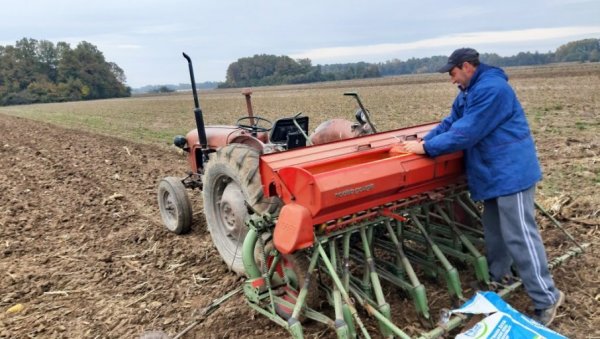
157,177,193,234
203,144,279,274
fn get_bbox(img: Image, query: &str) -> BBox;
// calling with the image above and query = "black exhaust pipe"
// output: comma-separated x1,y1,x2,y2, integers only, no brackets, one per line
182,53,208,151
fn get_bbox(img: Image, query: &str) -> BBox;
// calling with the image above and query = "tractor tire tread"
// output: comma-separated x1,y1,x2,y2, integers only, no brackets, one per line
202,144,281,274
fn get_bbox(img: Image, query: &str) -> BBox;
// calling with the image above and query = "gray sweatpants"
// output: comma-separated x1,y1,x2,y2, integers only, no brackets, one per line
482,186,559,309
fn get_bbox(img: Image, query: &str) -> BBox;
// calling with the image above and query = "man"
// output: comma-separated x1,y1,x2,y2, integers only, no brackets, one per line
400,48,564,326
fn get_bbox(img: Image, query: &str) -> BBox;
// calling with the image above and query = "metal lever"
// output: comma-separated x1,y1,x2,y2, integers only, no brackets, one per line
344,92,377,133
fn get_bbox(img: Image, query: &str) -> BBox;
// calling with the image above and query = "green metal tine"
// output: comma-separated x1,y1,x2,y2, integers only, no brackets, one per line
384,219,430,320
288,247,320,338
409,212,463,300
340,232,357,338
316,242,371,338
433,204,490,284
359,227,393,337
329,239,351,338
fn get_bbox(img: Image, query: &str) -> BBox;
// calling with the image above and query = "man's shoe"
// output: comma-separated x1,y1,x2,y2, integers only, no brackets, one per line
532,290,565,326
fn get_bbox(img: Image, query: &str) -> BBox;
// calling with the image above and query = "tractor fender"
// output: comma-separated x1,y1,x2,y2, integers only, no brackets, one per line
228,135,265,152
185,127,267,171
186,126,268,150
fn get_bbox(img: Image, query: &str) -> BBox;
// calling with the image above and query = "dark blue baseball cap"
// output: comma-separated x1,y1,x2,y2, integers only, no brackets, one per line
437,48,480,73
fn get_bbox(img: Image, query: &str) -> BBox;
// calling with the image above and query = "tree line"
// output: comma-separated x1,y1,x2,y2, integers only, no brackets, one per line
3,37,598,99
219,55,380,88
221,38,600,88
0,38,130,106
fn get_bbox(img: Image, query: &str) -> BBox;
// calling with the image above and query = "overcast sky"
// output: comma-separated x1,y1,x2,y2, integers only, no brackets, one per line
1,0,599,88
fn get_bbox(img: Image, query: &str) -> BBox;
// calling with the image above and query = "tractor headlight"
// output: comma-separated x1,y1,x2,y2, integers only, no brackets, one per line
173,135,187,149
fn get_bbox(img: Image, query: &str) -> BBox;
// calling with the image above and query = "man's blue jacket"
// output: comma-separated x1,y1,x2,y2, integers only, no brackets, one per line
423,63,542,201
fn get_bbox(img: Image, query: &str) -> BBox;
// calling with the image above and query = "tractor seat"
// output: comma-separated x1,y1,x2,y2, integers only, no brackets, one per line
269,116,309,150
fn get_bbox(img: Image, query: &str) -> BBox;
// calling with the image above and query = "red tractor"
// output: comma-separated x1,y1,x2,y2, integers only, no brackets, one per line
157,53,374,274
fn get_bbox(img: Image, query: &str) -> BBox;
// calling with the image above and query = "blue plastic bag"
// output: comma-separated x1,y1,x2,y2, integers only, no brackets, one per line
452,291,567,339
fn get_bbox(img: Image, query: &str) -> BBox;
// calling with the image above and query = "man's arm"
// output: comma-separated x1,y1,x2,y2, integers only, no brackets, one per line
423,84,512,157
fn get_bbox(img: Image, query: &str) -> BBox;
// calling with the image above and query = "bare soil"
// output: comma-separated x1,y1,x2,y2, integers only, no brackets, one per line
0,113,598,338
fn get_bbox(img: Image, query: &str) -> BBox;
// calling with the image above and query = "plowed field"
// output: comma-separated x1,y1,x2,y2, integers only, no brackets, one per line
1,63,599,338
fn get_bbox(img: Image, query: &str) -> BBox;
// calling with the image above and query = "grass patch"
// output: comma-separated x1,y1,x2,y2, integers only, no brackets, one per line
0,63,598,149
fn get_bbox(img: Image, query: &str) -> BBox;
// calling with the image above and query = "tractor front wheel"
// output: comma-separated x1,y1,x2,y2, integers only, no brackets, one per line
157,177,193,234
203,144,279,275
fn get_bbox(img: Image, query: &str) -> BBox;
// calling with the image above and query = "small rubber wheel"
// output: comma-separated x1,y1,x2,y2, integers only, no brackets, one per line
157,177,193,234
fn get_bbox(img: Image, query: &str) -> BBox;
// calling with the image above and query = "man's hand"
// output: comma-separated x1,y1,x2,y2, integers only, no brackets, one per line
399,140,426,154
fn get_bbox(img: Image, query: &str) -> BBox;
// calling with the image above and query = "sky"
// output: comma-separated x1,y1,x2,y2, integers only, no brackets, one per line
1,0,599,88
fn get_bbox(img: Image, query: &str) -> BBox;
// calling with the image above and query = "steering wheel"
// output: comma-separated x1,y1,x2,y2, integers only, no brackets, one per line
236,116,273,133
